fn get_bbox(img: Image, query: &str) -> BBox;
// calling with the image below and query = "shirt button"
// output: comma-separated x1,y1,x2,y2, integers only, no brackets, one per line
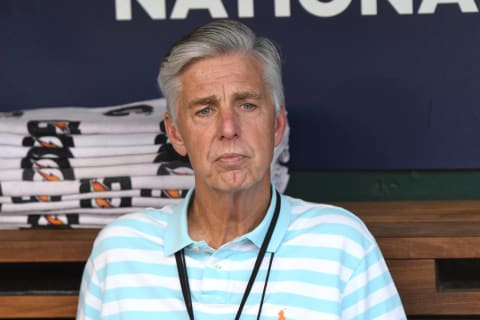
210,263,222,270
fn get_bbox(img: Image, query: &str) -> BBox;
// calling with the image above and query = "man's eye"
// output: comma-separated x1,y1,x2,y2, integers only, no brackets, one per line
197,107,212,116
242,103,256,111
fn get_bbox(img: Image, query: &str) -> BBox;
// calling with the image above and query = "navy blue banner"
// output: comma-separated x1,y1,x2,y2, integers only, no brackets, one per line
1,0,480,169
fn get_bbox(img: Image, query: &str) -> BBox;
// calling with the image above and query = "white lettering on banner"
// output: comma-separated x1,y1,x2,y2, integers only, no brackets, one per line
238,0,255,17
114,0,480,20
362,0,414,15
299,0,352,17
418,0,478,14
170,0,228,19
275,0,291,17
116,0,166,20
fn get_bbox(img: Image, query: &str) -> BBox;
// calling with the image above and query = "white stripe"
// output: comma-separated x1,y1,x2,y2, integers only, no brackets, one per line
267,281,340,301
283,234,366,259
289,199,333,215
95,225,166,246
274,257,353,282
93,249,172,270
105,273,180,290
78,313,95,320
84,259,101,288
75,304,84,320
224,241,257,252
193,302,238,315
289,214,360,230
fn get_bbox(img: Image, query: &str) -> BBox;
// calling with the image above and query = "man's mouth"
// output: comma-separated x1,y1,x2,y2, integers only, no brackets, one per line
216,153,248,166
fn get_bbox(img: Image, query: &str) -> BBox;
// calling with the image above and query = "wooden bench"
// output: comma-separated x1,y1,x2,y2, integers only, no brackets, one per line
1,200,480,318
339,200,480,316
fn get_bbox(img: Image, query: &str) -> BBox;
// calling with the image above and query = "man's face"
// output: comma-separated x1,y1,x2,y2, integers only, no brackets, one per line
165,53,286,194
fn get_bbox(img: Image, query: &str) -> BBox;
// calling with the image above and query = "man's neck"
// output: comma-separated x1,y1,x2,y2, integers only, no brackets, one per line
187,183,272,249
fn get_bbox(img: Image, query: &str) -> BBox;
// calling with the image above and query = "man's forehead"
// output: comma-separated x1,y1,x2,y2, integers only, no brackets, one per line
180,53,262,79
176,53,272,105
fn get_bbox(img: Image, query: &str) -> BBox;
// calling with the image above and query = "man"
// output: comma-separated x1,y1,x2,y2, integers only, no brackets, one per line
77,19,406,319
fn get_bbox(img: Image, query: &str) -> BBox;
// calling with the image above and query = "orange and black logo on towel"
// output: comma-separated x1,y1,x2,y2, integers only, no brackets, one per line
162,189,184,199
22,167,75,182
27,120,81,135
27,214,77,229
25,146,74,159
22,135,75,148
79,177,132,208
21,157,72,170
11,194,62,203
139,189,187,199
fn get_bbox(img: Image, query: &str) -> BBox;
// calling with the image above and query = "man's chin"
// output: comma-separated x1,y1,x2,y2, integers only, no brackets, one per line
197,169,269,193
218,171,250,192
216,172,271,194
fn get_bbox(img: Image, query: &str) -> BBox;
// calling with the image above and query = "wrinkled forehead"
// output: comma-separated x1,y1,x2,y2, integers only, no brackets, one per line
176,53,271,101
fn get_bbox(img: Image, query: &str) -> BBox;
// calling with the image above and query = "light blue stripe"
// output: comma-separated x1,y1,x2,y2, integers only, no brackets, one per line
81,303,101,319
108,214,168,234
103,310,188,320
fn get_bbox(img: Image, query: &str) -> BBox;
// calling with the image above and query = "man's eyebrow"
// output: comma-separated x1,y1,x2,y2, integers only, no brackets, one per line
233,91,264,101
187,95,218,108
187,92,263,108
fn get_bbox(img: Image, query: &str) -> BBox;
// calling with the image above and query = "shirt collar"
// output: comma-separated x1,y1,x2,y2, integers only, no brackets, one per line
163,184,290,256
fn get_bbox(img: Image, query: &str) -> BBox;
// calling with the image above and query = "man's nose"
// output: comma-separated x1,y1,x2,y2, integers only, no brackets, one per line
218,107,240,140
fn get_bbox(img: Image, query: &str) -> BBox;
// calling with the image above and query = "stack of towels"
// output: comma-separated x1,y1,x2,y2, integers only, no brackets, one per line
0,98,290,229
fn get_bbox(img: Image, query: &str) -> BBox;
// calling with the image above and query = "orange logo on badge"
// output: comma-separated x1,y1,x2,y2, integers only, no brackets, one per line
278,309,286,320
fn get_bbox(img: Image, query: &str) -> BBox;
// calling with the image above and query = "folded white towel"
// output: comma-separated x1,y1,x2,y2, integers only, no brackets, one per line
0,98,167,135
0,175,195,196
0,162,193,181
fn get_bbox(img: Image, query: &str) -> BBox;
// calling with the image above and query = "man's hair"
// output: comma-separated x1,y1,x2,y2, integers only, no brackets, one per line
157,19,284,122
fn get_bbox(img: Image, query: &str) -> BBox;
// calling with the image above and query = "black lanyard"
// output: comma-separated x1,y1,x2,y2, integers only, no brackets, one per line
175,190,281,320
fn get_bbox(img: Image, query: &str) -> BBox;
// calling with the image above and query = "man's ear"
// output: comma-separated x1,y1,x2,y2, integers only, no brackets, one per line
164,112,187,156
274,106,287,147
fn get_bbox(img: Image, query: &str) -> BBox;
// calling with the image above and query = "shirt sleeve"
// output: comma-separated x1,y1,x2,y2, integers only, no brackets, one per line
340,242,407,319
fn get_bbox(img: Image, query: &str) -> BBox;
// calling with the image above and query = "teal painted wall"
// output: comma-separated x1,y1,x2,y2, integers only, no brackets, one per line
284,170,480,202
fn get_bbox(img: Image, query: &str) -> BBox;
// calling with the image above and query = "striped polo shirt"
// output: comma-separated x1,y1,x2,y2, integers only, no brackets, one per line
77,186,406,320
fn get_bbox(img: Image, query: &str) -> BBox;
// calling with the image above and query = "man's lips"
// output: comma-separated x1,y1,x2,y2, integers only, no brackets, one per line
215,153,248,165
